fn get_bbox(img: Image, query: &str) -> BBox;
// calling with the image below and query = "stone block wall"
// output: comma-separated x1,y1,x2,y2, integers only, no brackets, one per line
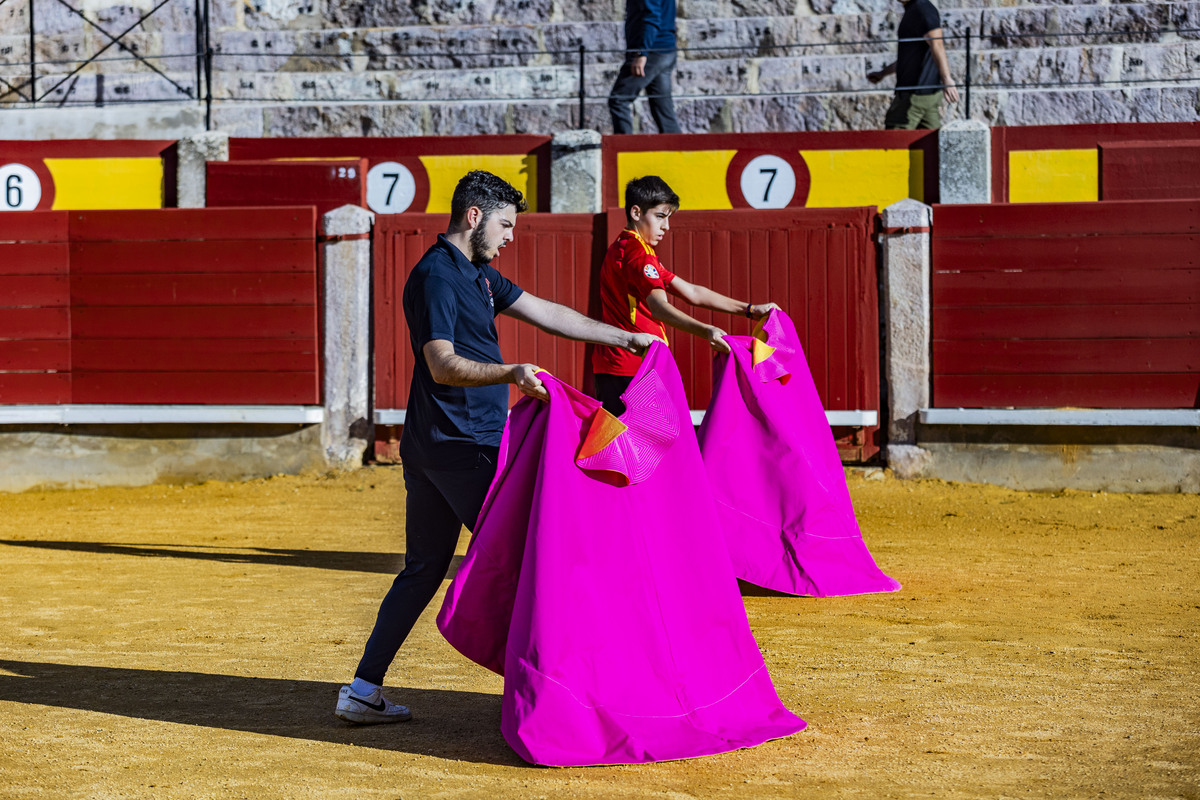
1,0,1197,135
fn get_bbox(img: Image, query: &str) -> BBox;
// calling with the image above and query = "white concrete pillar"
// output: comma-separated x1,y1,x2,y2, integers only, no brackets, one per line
550,129,603,213
938,119,992,205
320,204,375,470
175,131,229,208
880,198,934,478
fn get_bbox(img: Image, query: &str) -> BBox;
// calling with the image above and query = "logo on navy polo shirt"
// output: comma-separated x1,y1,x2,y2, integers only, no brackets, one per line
484,276,494,308
643,264,660,280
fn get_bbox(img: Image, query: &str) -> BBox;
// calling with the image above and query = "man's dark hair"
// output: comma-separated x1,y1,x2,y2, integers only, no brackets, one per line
624,175,679,222
450,170,528,224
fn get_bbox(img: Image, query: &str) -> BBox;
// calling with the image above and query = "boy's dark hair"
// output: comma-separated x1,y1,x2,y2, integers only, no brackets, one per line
624,175,679,222
450,170,528,224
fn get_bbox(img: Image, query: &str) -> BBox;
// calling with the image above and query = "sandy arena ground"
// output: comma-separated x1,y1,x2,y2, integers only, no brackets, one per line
0,467,1197,800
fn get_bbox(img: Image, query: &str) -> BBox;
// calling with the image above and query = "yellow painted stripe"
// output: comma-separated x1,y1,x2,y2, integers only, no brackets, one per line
419,154,538,213
616,150,736,210
801,149,922,209
1009,149,1099,203
44,157,163,210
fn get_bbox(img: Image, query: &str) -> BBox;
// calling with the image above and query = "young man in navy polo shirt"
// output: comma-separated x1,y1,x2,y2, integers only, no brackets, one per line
336,171,659,724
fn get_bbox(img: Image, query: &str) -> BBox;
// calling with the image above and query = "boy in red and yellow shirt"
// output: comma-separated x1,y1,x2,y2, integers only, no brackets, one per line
591,175,778,415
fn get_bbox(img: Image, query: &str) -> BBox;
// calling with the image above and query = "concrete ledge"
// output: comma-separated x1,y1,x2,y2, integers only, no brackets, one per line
0,423,327,493
903,442,1200,494
0,405,325,425
921,408,1200,427
375,408,879,427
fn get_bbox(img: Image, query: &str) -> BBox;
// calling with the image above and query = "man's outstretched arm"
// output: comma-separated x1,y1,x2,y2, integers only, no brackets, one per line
501,292,660,354
422,339,548,401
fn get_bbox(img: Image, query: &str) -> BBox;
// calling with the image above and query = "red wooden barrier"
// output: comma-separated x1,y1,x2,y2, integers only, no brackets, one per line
373,213,602,424
375,207,881,461
602,130,938,210
0,207,320,405
207,159,367,218
228,136,552,213
0,212,71,402
617,206,881,460
990,122,1200,203
931,199,1200,409
1100,140,1200,201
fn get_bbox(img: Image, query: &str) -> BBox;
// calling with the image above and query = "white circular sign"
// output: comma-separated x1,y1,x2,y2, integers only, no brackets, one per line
739,155,796,209
366,162,416,214
1,163,42,211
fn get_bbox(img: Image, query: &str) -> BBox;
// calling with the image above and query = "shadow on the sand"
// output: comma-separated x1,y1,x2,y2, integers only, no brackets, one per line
0,539,465,578
0,659,520,766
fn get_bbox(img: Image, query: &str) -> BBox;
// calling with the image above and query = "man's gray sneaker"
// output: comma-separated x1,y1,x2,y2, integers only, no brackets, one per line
334,685,412,724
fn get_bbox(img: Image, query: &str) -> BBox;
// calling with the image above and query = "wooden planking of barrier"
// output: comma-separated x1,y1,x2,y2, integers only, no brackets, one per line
0,212,72,402
206,160,368,218
0,207,320,406
373,213,601,419
931,199,1200,409
375,207,882,461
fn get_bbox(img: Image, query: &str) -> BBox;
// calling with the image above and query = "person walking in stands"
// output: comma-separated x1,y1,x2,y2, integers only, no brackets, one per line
335,171,658,724
591,175,778,417
608,0,681,134
867,0,959,130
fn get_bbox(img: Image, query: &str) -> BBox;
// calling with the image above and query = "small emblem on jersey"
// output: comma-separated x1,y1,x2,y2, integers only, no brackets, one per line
484,276,494,307
643,264,660,280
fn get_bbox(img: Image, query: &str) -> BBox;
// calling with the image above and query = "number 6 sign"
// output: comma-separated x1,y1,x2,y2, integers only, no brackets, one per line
0,163,43,211
725,151,810,210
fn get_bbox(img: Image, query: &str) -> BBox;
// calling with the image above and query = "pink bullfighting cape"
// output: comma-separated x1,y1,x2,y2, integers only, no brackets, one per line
437,342,805,767
698,310,901,597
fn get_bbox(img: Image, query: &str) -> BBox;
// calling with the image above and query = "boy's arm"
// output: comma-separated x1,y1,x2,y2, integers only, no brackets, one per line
667,276,779,319
644,288,732,354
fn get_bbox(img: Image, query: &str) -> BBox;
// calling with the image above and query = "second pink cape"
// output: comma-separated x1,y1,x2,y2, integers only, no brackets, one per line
437,342,804,766
698,310,901,597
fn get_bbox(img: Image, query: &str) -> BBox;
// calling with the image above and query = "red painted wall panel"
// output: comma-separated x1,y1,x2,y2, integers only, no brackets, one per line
70,240,317,274
990,122,1200,203
207,159,367,218
0,340,71,371
0,244,71,274
932,198,1200,409
0,212,71,402
372,213,600,415
0,373,71,404
229,136,553,213
0,307,70,339
375,207,881,461
72,372,318,405
68,207,316,242
0,207,320,406
1100,140,1200,201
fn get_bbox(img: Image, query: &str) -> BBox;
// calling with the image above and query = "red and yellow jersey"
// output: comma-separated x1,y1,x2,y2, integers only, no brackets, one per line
591,229,677,377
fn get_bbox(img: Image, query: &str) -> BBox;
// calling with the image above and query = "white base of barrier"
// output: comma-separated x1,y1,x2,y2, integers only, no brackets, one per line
920,408,1200,427
375,409,878,427
0,405,325,425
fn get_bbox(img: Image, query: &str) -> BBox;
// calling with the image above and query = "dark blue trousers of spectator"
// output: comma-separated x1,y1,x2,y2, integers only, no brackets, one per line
608,50,682,134
353,446,499,686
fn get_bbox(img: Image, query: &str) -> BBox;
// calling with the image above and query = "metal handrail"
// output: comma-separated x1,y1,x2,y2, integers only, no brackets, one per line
3,18,1198,131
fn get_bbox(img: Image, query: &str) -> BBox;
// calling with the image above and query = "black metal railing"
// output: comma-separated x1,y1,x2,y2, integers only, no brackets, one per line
2,8,1198,132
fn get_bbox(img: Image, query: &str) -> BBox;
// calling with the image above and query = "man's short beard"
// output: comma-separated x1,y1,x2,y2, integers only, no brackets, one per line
469,214,494,263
